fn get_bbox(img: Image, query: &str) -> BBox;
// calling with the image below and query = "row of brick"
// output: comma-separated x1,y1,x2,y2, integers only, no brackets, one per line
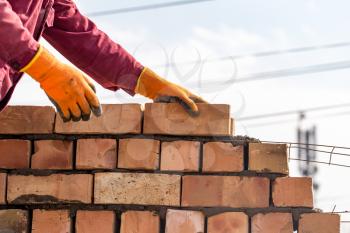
0,209,340,233
0,104,233,136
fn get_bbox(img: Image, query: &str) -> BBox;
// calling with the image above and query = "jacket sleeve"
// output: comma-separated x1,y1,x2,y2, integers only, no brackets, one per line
0,0,39,71
43,0,144,95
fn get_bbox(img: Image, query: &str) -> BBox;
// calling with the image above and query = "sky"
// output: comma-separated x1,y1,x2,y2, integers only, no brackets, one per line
8,0,350,230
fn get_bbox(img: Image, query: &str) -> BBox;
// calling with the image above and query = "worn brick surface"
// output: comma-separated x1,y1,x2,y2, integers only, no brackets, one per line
252,213,293,233
208,212,248,233
32,210,71,233
165,209,205,233
0,106,55,134
76,139,117,169
249,143,289,174
7,174,93,204
182,176,269,208
55,104,142,134
0,139,31,169
0,173,6,204
31,140,73,170
118,138,160,170
298,213,340,233
94,172,180,206
273,177,313,207
76,211,115,233
203,142,244,173
121,211,159,233
161,141,200,172
143,103,232,136
0,209,28,233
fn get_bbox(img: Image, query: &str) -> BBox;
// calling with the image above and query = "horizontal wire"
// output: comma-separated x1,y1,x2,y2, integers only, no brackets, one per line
289,158,350,168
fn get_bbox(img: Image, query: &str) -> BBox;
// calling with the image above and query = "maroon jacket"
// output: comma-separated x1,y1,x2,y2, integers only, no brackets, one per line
0,0,144,111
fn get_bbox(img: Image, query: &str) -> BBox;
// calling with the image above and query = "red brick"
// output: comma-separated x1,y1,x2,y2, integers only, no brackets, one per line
76,139,117,169
273,177,313,208
31,140,73,169
94,172,180,206
0,106,55,134
118,138,160,170
143,103,233,136
0,139,31,169
249,143,289,174
76,211,115,233
161,141,200,172
121,211,159,233
165,209,204,233
252,213,293,233
208,212,248,233
182,176,269,208
32,210,71,233
203,142,244,172
0,209,28,232
298,213,340,233
55,104,142,134
7,174,93,204
0,173,6,204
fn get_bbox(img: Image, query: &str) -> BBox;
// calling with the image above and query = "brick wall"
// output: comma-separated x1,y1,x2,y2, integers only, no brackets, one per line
0,104,340,233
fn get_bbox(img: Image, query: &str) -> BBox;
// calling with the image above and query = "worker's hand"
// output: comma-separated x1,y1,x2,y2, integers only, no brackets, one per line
21,46,102,122
135,67,207,116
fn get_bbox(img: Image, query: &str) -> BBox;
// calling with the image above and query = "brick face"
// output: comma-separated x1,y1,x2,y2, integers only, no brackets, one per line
76,211,115,233
32,210,71,233
251,213,293,233
121,211,160,233
208,212,248,233
0,209,28,233
0,173,6,204
165,209,205,233
298,213,340,233
0,139,31,169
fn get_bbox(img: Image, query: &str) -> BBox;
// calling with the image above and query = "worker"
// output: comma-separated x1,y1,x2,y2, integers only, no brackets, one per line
0,0,205,122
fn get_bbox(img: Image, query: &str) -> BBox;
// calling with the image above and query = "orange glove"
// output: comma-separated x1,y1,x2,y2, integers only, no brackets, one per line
21,46,102,122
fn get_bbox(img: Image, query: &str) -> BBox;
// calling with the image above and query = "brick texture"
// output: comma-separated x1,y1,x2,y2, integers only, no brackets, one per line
76,211,115,233
165,209,205,233
121,211,159,233
94,172,180,206
32,210,71,233
7,174,93,204
161,140,200,172
0,139,31,169
143,103,232,136
298,213,340,233
0,173,6,204
251,213,293,233
182,176,269,208
0,209,28,233
208,212,248,233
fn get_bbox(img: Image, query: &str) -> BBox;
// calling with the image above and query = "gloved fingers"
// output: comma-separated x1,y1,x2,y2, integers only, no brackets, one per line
83,76,97,93
85,88,102,117
77,97,91,121
69,103,82,122
46,95,71,122
189,95,208,104
179,94,199,116
155,95,200,117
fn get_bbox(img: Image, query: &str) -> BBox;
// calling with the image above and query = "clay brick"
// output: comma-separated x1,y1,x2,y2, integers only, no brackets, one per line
55,104,142,134
252,213,293,233
298,213,340,233
118,138,160,170
0,173,6,204
7,174,93,204
161,141,200,172
32,210,71,233
273,177,313,208
76,139,117,169
0,106,55,134
0,139,31,169
249,143,289,174
76,211,115,233
0,209,28,233
208,212,248,233
94,172,180,206
203,142,244,172
31,140,73,169
143,103,232,136
182,176,269,208
121,211,159,233
165,209,204,233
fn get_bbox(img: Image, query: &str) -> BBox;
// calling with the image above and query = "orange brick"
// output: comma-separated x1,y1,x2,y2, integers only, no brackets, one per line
249,143,289,174
273,177,313,208
7,174,93,204
76,211,115,233
143,103,232,136
0,173,6,204
32,210,71,233
55,104,142,134
298,213,340,233
208,212,248,233
182,176,269,208
203,142,243,172
0,139,31,169
118,138,160,170
165,209,204,233
121,211,159,233
252,213,293,233
31,140,73,169
76,139,117,169
94,172,180,206
161,141,200,172
0,209,28,232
